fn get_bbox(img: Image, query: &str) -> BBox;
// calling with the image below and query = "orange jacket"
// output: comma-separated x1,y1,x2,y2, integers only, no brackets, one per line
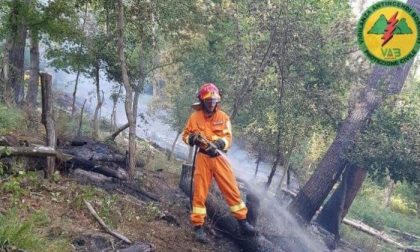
182,109,232,151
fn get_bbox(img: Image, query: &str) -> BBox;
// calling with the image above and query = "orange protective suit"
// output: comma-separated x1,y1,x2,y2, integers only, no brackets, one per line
182,108,248,226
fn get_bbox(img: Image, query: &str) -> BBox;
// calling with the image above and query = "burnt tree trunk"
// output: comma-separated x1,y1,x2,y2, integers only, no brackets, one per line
315,165,350,239
41,73,56,178
289,60,416,223
316,165,367,239
8,0,29,105
26,29,39,107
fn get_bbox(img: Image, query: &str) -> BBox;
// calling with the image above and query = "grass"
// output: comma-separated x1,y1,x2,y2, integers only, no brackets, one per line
0,208,71,252
342,179,420,250
0,208,46,251
347,182,420,238
0,104,25,135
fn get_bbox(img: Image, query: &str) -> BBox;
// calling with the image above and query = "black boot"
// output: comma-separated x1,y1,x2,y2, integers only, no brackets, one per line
238,219,258,236
194,226,209,243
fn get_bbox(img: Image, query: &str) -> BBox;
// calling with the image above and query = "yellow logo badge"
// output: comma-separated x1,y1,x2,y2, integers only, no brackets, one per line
358,1,419,66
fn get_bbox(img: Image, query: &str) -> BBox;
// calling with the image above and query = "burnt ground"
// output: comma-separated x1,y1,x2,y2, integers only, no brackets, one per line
0,137,240,252
0,135,368,252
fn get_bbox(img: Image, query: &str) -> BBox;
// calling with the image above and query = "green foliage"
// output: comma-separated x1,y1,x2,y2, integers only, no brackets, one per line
0,104,25,134
350,84,420,184
1,178,25,198
55,109,92,137
72,186,101,210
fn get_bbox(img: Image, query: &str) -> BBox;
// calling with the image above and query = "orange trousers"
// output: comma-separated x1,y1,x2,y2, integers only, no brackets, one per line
191,152,247,226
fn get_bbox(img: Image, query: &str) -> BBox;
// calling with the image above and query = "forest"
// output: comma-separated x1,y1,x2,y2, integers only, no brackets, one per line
0,0,419,251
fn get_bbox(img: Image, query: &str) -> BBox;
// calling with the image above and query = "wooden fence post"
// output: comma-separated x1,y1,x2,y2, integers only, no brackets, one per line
40,73,56,178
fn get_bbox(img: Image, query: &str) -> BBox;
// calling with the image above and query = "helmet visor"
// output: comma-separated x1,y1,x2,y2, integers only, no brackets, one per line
203,98,218,113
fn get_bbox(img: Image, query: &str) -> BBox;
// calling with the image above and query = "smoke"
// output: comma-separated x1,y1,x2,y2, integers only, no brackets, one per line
48,60,330,251
243,181,330,252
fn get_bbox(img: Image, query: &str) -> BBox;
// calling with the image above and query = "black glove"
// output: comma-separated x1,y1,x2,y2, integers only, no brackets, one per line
213,139,225,150
188,133,199,146
206,145,219,157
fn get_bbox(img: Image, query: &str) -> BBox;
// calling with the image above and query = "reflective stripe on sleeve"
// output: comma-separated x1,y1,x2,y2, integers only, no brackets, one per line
192,206,207,215
229,201,246,213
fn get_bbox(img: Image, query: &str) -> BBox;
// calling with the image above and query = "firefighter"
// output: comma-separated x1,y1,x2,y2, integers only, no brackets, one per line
182,83,257,243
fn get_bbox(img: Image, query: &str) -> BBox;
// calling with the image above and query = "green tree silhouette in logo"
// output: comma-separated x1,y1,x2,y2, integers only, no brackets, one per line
395,18,413,34
368,14,388,34
368,15,413,34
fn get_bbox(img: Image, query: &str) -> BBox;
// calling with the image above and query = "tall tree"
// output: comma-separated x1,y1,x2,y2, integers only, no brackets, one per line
116,0,136,175
25,27,39,106
289,47,418,224
7,0,30,105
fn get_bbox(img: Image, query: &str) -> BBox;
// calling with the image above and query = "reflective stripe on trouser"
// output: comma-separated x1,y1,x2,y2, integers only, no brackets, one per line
191,152,248,226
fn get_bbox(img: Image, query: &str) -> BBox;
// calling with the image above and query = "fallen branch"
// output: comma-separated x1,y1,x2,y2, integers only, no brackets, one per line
74,169,113,184
389,228,420,242
118,243,154,252
0,146,56,157
342,218,406,250
107,123,129,141
66,157,128,180
84,200,132,244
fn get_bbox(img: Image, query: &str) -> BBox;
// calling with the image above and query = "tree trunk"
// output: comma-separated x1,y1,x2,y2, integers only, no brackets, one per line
315,165,350,240
0,146,56,157
40,73,56,179
71,2,88,116
276,136,296,193
0,39,12,104
266,146,283,188
117,0,136,176
384,176,395,208
72,69,80,116
254,152,261,177
8,0,29,105
111,85,122,130
289,60,416,223
25,29,39,107
167,132,181,161
107,123,129,141
77,99,87,136
93,62,102,138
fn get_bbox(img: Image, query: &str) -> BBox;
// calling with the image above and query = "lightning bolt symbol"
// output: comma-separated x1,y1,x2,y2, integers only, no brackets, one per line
382,12,399,47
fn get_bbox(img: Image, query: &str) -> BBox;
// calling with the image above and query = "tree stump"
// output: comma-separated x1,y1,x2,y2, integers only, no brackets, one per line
41,73,56,179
